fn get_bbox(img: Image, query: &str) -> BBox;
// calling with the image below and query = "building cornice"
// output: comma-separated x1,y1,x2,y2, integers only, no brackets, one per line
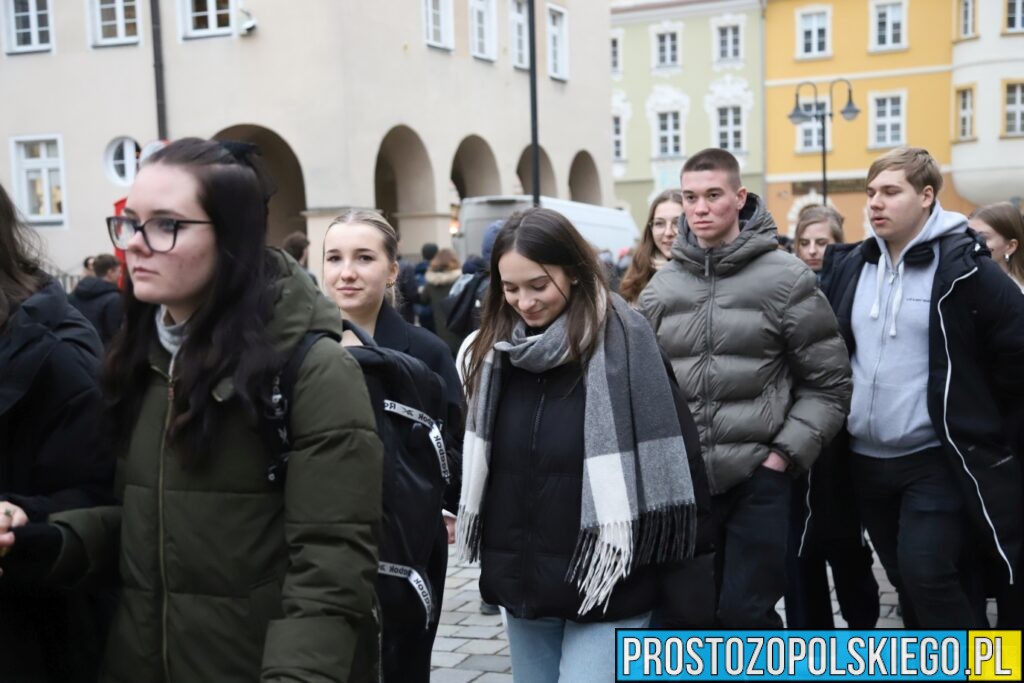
766,64,951,88
612,0,760,25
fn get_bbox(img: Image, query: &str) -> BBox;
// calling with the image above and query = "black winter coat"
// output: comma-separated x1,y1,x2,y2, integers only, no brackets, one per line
478,354,711,622
0,279,115,683
818,231,1024,582
69,277,122,346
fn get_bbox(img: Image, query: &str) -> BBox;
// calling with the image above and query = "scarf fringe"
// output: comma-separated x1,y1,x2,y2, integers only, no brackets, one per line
567,504,697,616
455,507,482,564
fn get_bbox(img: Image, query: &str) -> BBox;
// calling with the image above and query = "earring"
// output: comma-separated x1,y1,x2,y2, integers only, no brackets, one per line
385,280,395,288
1005,254,1012,263
571,279,579,285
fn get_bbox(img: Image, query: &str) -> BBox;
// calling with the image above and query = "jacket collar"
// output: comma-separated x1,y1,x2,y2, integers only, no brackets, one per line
373,302,410,352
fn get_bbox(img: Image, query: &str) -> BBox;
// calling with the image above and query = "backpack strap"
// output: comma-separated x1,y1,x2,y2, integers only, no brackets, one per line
382,400,450,484
263,330,336,484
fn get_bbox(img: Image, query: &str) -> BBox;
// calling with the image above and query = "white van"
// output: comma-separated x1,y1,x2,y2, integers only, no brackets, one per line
453,196,639,261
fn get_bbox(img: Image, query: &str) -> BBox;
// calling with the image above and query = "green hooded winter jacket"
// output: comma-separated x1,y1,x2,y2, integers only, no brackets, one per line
50,250,383,682
638,195,851,495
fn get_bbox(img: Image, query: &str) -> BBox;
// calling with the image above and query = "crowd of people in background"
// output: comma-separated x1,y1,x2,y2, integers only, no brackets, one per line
2,138,1024,683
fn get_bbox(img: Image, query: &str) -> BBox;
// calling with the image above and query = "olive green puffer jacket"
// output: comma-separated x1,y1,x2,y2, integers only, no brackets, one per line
50,250,383,682
638,195,851,495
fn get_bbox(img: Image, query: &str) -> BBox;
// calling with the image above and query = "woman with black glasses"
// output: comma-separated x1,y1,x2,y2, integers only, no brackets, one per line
1,138,384,682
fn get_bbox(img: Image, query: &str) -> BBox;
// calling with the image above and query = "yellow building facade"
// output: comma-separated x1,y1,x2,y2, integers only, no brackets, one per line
765,0,975,242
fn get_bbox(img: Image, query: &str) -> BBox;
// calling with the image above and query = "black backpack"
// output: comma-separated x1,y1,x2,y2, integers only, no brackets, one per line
440,272,488,338
261,322,453,629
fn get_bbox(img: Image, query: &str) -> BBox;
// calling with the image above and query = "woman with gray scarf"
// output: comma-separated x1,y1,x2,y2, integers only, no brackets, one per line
457,208,710,682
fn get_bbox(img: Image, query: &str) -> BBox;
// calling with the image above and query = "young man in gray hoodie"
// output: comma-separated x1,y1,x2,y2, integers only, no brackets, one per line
819,147,1024,628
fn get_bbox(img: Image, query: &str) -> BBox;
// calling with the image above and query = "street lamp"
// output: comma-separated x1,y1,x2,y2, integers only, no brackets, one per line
787,79,859,205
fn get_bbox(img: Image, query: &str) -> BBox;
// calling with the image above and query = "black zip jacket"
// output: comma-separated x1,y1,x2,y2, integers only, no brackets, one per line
0,278,115,683
817,231,1024,582
68,277,122,346
478,354,711,622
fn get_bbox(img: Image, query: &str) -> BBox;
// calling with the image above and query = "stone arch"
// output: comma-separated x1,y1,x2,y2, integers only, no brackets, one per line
516,146,557,198
374,125,437,245
213,124,306,247
451,135,501,199
568,151,602,205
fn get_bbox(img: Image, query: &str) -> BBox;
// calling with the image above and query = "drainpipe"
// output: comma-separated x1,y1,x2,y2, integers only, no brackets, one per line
150,0,168,139
528,0,540,207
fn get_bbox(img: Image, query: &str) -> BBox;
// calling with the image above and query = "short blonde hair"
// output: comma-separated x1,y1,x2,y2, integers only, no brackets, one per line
867,147,943,197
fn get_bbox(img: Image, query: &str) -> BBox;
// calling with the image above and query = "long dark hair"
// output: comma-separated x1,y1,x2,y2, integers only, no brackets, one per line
619,189,683,303
104,137,280,466
463,207,609,399
0,183,47,331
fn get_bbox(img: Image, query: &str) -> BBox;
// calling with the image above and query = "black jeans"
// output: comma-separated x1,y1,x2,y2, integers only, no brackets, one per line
851,448,979,628
712,466,792,628
785,474,880,629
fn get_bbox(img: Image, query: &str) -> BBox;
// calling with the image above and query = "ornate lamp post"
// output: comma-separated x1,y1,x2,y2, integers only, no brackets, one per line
787,79,860,205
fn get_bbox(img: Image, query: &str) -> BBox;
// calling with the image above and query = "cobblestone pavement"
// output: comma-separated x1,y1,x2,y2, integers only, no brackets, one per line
430,546,998,681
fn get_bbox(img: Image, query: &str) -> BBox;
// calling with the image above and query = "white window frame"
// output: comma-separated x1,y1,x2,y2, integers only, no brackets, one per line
869,90,906,149
955,86,974,140
716,24,740,62
4,0,53,53
654,30,678,68
795,97,831,153
1009,0,1024,32
610,28,624,76
180,0,233,39
870,0,907,52
1007,82,1024,136
795,6,831,60
546,4,568,81
469,0,497,61
105,137,142,186
655,110,682,158
715,105,744,153
92,0,140,47
9,134,66,224
509,0,528,68
612,115,625,161
424,0,454,50
959,0,975,38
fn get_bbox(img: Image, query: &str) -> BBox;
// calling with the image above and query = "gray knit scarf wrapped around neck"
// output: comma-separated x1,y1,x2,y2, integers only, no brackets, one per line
456,293,696,615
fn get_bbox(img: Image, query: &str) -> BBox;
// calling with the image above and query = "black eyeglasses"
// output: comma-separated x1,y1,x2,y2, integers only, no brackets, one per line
106,216,214,253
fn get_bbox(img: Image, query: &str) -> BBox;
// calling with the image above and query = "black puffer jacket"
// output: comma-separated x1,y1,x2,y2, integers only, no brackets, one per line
0,279,114,683
818,231,1024,582
478,355,710,622
69,277,123,346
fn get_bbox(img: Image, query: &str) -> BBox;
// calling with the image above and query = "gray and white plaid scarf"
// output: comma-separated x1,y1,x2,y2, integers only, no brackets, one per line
456,293,696,615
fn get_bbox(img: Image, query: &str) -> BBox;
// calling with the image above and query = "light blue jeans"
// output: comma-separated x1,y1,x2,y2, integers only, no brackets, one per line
504,610,651,683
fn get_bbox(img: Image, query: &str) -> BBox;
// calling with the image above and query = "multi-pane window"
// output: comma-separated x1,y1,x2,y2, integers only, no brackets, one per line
106,137,141,185
1007,83,1024,135
547,5,568,80
797,101,828,151
612,116,624,161
470,0,495,60
6,0,51,51
13,138,64,221
94,0,138,45
611,36,620,73
956,88,974,140
798,10,828,57
960,0,975,37
655,31,678,67
717,106,743,152
657,111,681,157
510,0,528,67
873,2,904,49
1009,0,1024,31
873,95,904,146
425,0,453,49
185,0,230,37
717,25,740,61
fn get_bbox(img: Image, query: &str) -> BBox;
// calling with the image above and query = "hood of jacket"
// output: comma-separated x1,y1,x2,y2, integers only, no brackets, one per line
671,192,779,277
71,276,119,301
868,200,968,270
1,278,101,416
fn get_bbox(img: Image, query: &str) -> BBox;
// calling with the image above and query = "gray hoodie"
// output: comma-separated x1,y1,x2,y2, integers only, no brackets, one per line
848,201,968,458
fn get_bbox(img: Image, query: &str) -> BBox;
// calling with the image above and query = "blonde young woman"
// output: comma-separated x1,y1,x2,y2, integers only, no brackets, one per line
322,209,463,683
794,204,844,274
618,190,684,303
969,202,1024,293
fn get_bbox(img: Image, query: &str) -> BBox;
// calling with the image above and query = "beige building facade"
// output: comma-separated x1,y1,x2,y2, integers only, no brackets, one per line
1,0,612,282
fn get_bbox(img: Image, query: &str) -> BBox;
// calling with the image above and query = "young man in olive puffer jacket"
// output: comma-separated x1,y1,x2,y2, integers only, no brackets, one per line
639,148,852,628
